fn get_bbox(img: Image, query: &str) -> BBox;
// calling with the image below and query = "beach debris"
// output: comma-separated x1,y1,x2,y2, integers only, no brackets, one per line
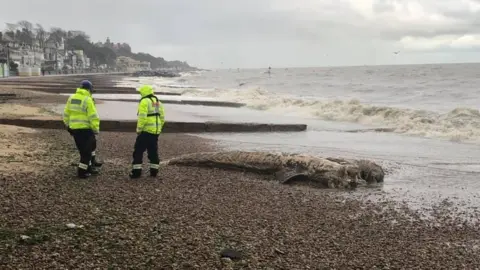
160,151,385,189
66,223,84,229
220,248,243,260
19,235,31,241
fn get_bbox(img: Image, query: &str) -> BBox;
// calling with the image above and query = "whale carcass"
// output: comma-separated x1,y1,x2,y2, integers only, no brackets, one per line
160,151,385,189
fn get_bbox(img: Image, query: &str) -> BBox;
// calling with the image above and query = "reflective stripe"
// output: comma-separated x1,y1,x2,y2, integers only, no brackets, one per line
91,151,96,156
65,90,99,131
78,163,89,169
138,123,159,132
137,97,162,134
132,164,142,169
150,163,160,169
82,96,89,112
69,119,90,124
70,98,82,105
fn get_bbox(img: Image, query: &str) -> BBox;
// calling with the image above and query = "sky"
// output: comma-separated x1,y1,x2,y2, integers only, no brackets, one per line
2,0,480,69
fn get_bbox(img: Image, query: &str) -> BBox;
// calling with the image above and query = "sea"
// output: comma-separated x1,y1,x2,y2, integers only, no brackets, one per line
94,63,480,213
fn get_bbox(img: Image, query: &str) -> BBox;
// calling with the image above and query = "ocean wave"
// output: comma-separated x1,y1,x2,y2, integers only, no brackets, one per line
158,84,198,89
118,75,200,91
180,87,480,142
117,76,480,142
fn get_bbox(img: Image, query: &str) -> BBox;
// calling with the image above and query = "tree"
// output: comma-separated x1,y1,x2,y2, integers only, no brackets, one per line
5,23,18,35
35,23,48,48
4,19,197,70
65,34,117,67
49,27,67,44
17,20,33,32
16,20,34,44
113,41,169,69
68,30,89,40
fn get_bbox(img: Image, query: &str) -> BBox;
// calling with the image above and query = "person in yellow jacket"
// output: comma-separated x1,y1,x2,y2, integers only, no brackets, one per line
129,84,165,179
63,80,100,178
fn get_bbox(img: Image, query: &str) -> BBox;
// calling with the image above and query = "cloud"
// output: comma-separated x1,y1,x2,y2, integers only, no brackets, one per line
2,0,480,68
400,35,480,51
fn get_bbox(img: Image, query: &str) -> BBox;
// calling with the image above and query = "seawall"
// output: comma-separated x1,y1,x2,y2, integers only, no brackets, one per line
0,117,307,133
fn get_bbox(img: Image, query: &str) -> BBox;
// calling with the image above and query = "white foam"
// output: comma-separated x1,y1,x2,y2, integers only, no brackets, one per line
182,87,480,143
115,76,480,143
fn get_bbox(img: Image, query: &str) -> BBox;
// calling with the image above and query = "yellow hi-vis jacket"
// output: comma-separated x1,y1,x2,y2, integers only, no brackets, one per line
63,88,100,133
137,85,165,134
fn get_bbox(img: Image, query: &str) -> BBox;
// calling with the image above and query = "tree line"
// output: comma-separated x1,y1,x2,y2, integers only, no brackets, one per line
1,20,195,70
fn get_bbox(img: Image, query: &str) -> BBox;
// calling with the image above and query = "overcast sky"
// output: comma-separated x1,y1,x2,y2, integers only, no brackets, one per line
2,0,480,69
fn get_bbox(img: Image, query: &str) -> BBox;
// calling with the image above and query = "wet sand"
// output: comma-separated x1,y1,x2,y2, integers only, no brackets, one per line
1,79,480,268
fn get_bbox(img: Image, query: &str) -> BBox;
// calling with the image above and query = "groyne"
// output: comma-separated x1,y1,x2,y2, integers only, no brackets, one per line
0,117,307,133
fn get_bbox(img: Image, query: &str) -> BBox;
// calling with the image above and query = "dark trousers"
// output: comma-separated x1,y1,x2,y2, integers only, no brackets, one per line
72,129,95,175
92,136,97,154
131,132,160,176
90,135,102,166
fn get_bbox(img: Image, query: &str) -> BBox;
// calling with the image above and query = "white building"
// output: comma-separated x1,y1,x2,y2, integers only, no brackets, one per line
73,50,91,69
116,55,151,72
43,37,65,70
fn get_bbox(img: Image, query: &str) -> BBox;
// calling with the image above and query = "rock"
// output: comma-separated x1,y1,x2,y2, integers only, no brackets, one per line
220,248,243,260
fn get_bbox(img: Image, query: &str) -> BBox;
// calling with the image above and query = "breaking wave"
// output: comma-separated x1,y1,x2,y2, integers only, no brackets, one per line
181,87,480,142
119,76,480,143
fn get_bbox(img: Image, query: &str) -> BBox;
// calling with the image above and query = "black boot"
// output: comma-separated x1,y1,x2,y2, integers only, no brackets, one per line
88,166,100,175
77,167,91,179
150,168,158,177
91,156,103,168
129,169,142,179
149,168,159,177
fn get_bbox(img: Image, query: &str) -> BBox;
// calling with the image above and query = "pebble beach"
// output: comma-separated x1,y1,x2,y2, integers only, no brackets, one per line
1,76,480,269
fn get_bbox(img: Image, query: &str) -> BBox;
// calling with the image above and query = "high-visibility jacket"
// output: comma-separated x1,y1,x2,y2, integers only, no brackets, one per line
63,88,100,133
137,85,165,134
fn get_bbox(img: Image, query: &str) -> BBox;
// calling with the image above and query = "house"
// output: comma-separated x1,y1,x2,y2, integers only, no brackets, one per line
42,36,68,71
71,50,91,69
32,39,44,66
116,55,151,72
139,61,151,70
0,33,21,65
0,32,46,68
62,49,91,71
63,50,75,70
74,50,85,68
0,32,8,63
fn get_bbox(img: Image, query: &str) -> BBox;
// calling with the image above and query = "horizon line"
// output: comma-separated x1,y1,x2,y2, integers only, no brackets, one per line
202,60,480,70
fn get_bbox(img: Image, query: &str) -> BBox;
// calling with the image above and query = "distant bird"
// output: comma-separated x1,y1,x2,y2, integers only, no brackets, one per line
393,51,400,54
